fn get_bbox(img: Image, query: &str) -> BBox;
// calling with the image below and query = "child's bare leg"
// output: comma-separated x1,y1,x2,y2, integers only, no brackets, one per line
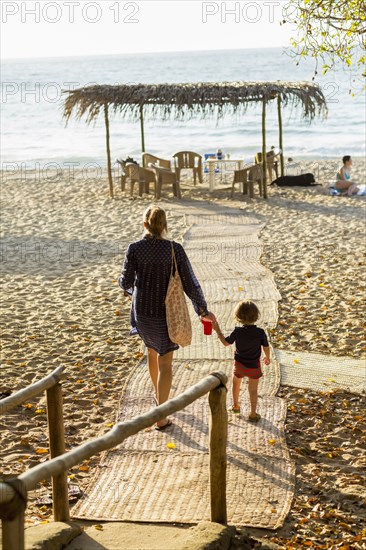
147,347,158,398
232,374,242,407
248,378,260,416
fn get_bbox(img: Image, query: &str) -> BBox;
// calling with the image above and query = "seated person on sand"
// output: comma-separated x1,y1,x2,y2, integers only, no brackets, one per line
335,155,359,195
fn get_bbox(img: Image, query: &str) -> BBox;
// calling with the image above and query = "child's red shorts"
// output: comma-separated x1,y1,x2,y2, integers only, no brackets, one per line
233,360,263,379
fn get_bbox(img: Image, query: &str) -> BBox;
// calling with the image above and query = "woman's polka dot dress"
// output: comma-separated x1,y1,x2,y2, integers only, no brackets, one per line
119,236,208,356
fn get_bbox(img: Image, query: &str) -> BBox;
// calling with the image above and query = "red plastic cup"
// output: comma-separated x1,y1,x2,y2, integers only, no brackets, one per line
201,318,213,335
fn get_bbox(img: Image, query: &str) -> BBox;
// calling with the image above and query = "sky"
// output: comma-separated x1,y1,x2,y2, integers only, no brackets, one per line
1,0,294,59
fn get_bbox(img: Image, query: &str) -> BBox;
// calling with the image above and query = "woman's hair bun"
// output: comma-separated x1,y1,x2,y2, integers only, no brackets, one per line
143,206,167,238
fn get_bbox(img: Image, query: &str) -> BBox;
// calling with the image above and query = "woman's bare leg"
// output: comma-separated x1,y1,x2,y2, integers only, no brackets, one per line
248,378,260,416
336,180,355,192
147,348,158,399
156,350,174,427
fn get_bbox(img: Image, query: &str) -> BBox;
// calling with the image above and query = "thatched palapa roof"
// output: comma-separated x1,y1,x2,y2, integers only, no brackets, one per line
63,81,327,124
63,81,327,199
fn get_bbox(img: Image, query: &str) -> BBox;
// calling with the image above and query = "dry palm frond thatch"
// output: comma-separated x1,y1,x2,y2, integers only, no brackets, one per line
63,80,327,124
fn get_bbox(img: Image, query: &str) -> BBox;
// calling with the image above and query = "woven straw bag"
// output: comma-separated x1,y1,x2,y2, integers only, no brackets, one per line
165,241,192,347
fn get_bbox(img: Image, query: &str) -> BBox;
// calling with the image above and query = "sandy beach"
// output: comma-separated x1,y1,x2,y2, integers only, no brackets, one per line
1,158,365,546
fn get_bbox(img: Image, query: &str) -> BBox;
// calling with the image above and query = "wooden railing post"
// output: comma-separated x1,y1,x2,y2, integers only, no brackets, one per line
2,509,25,550
46,383,70,521
208,380,228,524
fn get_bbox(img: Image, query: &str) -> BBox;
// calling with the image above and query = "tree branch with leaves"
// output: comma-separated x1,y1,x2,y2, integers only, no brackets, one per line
282,0,366,84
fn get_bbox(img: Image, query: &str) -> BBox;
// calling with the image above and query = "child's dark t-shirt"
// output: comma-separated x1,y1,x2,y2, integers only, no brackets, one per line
225,325,268,368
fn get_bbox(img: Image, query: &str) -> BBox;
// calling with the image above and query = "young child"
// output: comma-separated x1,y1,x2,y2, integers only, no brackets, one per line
212,300,270,422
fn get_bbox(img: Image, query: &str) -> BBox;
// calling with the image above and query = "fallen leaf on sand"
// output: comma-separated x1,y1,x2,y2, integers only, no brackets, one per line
36,448,49,454
93,524,103,531
166,443,176,449
268,439,277,445
294,359,300,364
79,465,89,472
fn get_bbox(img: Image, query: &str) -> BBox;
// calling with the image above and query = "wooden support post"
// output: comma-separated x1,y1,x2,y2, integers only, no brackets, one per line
262,97,267,199
208,384,228,525
46,383,70,522
104,104,114,199
140,105,145,153
277,95,284,177
2,509,25,550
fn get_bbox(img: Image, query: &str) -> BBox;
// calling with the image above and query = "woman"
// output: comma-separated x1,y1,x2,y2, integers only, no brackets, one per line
119,205,215,430
335,155,359,196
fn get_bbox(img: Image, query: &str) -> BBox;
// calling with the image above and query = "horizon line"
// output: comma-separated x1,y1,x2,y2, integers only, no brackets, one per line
1,45,286,62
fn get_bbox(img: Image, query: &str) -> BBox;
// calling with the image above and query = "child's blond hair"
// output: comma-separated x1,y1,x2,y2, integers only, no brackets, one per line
234,300,259,324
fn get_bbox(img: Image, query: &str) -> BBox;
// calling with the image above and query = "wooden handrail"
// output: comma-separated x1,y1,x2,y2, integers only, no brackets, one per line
0,371,227,504
0,366,65,416
0,365,67,550
1,370,228,550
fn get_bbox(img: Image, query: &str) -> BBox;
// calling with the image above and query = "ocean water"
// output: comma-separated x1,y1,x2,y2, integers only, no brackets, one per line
1,48,365,168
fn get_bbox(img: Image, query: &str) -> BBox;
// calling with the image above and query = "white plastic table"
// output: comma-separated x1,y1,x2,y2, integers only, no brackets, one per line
206,158,245,192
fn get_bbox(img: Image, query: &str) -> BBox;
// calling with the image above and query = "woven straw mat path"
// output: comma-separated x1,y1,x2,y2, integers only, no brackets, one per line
71,204,295,529
276,349,365,395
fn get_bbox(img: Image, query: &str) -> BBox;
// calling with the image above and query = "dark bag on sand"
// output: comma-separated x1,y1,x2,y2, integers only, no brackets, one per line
271,173,317,186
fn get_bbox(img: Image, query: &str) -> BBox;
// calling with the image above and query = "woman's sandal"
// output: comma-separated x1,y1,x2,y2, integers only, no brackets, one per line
248,413,261,422
155,419,173,431
231,405,241,414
